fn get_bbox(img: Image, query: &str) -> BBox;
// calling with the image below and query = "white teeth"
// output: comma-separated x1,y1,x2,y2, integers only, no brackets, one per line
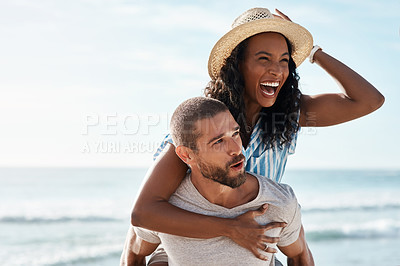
261,82,279,87
262,90,274,96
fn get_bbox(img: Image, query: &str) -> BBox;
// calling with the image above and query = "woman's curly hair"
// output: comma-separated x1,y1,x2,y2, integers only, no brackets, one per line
205,35,302,149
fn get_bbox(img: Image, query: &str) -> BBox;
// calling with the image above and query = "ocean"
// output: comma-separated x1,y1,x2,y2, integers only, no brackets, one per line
1,168,399,266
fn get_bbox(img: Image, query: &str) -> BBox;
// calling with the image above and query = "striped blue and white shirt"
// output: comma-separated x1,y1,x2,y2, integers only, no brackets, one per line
153,118,298,183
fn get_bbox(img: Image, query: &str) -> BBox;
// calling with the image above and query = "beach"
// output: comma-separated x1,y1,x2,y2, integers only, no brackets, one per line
1,168,399,265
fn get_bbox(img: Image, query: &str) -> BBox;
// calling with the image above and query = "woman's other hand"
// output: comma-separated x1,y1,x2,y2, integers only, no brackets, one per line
273,9,292,22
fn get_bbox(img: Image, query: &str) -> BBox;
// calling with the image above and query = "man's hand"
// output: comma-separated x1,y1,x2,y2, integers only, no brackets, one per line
227,204,287,261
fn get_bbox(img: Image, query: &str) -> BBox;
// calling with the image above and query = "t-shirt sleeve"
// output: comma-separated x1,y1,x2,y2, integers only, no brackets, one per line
133,226,161,244
277,194,302,247
153,133,174,161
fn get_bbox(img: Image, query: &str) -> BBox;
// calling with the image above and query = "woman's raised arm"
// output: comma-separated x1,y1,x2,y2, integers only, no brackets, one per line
131,143,284,260
299,48,384,127
273,9,384,127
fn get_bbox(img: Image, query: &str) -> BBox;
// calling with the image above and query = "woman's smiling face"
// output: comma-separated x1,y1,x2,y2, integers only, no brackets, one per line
240,32,290,113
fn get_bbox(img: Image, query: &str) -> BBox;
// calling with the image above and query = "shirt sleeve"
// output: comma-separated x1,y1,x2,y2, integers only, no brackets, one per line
277,201,301,247
153,133,174,161
133,226,161,244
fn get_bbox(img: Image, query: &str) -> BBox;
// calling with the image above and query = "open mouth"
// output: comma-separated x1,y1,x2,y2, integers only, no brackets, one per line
230,160,244,171
260,81,279,97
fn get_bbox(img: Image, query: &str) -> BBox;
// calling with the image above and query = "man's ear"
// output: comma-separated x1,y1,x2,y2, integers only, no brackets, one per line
175,145,195,165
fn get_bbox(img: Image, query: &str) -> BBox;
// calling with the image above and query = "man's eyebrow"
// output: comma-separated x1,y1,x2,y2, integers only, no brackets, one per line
255,51,290,57
207,126,240,145
207,133,225,145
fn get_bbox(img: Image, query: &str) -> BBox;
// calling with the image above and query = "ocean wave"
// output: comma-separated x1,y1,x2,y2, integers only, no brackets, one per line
48,249,121,266
2,243,122,266
302,203,400,213
306,219,400,241
307,229,400,241
0,215,121,224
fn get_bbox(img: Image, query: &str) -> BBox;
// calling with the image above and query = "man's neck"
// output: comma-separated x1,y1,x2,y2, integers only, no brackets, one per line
190,172,259,209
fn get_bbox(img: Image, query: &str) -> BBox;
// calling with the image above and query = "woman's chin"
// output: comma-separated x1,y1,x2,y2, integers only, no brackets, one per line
259,98,277,108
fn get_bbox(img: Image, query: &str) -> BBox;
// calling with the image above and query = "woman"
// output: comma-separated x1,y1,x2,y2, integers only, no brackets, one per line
125,7,384,265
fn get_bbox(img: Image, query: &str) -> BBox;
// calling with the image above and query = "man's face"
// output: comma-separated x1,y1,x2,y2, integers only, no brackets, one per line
192,111,246,188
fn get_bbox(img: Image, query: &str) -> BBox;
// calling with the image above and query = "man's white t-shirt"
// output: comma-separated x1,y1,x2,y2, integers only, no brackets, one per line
135,173,301,266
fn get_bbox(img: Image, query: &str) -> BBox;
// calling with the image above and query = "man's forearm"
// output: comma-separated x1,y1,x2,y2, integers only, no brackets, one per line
282,225,315,266
120,232,147,266
120,227,158,266
287,245,314,266
120,250,146,266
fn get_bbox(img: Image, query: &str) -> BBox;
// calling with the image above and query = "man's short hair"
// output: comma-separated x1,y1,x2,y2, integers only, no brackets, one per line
170,97,229,150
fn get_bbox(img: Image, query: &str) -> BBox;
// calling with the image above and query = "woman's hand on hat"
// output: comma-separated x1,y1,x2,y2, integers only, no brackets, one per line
273,8,292,22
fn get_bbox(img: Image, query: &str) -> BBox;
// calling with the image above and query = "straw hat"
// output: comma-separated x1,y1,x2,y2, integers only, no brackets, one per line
208,8,313,79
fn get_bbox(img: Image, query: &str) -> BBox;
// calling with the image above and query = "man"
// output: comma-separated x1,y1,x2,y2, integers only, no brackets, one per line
121,97,313,265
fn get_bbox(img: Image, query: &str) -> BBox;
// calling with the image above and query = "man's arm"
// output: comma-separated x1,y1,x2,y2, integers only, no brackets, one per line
278,225,314,266
120,226,159,266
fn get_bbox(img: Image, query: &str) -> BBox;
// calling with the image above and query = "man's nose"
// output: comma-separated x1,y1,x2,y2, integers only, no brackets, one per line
228,137,242,156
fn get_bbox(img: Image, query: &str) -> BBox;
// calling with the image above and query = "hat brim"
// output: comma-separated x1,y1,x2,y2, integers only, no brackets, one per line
208,18,313,79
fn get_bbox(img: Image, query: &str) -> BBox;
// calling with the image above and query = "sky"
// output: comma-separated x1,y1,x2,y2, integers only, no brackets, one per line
0,0,399,169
